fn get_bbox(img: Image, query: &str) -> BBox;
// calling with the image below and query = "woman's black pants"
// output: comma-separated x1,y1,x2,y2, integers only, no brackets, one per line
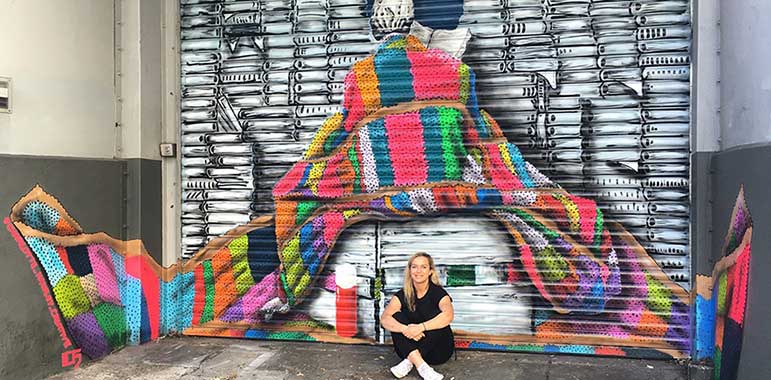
390,312,454,365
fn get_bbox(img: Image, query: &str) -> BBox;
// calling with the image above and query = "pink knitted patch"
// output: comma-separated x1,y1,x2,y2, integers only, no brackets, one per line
572,196,598,245
407,49,460,101
241,271,278,321
517,241,553,306
87,244,121,305
273,162,309,198
486,144,523,192
343,73,366,132
727,243,751,324
606,325,630,339
618,300,645,327
322,211,346,248
384,112,428,186
317,155,345,198
323,274,337,292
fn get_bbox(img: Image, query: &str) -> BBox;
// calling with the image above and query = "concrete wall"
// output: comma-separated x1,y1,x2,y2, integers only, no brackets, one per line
0,1,166,378
711,144,771,379
693,0,721,152
720,0,771,149
0,0,117,158
120,0,163,161
0,155,125,380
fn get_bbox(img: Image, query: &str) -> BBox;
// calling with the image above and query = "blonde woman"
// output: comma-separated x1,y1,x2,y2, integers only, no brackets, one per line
380,252,455,380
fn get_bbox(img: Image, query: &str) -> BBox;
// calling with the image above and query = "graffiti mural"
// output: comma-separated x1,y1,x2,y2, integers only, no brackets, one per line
178,0,692,297
4,0,696,366
9,35,690,364
695,187,753,380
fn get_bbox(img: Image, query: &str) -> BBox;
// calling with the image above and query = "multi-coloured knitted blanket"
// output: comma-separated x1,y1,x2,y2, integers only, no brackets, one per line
6,35,689,361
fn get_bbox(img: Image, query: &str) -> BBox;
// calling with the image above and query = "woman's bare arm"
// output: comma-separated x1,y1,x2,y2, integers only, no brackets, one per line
421,295,454,331
380,295,407,334
380,295,425,341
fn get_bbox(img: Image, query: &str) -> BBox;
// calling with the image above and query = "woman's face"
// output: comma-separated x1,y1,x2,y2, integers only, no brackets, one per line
410,256,432,285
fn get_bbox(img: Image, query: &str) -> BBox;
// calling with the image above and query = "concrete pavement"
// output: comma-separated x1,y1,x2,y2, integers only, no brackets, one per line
44,336,692,380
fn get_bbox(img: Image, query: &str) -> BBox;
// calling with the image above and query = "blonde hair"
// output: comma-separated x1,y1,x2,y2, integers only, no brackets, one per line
402,252,440,312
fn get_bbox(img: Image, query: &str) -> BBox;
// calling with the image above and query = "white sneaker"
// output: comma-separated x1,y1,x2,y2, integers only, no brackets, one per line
417,363,444,380
390,359,414,378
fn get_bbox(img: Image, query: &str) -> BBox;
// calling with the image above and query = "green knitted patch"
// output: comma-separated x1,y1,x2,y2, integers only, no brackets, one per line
233,267,255,296
386,38,407,49
506,344,545,352
200,261,215,324
295,271,312,299
268,331,316,341
282,237,302,287
592,208,604,252
53,274,92,320
92,302,127,349
228,235,254,295
534,246,568,283
509,208,560,242
447,265,476,286
295,201,319,226
717,272,728,315
459,65,470,104
280,271,295,306
438,107,465,180
348,138,361,193
324,129,342,155
228,235,248,260
644,274,672,318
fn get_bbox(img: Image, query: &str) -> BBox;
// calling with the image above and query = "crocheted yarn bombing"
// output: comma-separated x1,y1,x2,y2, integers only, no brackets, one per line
272,34,690,351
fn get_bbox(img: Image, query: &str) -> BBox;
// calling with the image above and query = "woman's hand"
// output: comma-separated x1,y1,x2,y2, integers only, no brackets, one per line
403,324,424,340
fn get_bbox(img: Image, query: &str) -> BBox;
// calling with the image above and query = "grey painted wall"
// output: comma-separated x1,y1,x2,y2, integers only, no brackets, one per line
126,158,162,264
720,0,771,149
711,144,771,379
0,155,124,380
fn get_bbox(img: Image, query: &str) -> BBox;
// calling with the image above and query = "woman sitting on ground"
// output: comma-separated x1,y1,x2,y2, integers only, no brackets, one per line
380,252,455,380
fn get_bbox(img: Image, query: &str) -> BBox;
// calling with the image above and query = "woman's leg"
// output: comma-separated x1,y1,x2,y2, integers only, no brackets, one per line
391,313,454,367
390,312,420,361
418,329,454,365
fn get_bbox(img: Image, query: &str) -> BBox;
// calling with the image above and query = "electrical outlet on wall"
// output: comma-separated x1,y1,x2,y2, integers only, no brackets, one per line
159,143,177,157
